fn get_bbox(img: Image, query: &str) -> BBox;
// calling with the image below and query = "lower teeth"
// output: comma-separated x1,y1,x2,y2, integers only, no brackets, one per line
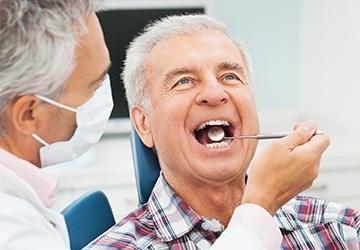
205,140,231,149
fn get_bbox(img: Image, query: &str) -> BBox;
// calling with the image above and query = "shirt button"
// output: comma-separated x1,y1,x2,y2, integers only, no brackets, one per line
201,222,209,230
201,219,224,232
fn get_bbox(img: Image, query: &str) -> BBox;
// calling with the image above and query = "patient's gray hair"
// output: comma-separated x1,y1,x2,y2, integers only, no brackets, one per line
0,0,103,135
122,14,253,112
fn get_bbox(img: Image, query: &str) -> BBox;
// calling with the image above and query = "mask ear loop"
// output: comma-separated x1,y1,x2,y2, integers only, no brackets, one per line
31,95,77,146
32,134,50,146
35,95,77,113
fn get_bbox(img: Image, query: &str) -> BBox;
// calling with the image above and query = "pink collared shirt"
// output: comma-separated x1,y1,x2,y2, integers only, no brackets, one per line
0,147,58,208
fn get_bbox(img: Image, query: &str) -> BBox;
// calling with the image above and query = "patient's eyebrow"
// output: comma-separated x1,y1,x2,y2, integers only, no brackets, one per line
218,61,247,83
217,62,243,71
163,66,197,81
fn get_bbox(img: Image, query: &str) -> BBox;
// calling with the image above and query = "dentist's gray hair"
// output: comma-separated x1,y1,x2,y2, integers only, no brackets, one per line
122,14,253,112
0,0,103,135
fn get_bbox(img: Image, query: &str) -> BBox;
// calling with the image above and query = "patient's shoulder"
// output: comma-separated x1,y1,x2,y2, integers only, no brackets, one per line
276,195,359,231
87,204,158,249
275,196,359,249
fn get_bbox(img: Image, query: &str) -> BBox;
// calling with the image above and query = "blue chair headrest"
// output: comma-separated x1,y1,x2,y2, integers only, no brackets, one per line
61,189,115,250
130,125,160,205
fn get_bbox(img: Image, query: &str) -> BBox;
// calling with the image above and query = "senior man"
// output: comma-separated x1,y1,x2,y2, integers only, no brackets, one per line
89,15,359,249
0,2,332,249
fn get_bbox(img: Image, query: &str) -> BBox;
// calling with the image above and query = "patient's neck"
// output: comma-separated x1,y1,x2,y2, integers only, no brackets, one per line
164,172,246,228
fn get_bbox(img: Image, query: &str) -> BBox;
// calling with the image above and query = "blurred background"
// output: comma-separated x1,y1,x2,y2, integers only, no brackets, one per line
44,0,360,220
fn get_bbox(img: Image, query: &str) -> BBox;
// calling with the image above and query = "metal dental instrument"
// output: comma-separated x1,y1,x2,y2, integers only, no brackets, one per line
224,130,324,140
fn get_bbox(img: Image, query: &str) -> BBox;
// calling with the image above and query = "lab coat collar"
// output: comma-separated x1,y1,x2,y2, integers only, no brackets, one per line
0,147,58,208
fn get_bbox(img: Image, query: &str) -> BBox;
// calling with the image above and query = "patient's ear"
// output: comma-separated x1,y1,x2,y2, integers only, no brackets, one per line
10,95,41,135
130,105,154,148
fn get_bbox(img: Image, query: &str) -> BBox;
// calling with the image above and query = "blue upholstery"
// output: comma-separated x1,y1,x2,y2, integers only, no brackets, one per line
61,189,115,250
130,126,161,205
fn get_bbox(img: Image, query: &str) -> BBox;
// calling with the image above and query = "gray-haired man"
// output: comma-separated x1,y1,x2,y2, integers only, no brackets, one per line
88,15,358,250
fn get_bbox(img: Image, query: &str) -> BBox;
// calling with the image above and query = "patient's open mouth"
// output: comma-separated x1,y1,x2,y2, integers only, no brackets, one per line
194,120,234,149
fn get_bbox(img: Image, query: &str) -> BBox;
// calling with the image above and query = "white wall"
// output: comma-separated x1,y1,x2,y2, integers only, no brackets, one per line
298,0,360,156
212,0,301,111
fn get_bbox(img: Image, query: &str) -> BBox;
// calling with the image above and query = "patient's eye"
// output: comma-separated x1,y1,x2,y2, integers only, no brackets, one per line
224,74,236,80
222,73,244,85
171,77,197,91
178,78,191,85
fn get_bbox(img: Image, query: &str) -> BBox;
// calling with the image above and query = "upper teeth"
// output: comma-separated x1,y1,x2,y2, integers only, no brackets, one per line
196,120,230,131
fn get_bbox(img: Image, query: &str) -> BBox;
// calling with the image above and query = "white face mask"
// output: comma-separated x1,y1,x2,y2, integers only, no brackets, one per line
32,74,113,167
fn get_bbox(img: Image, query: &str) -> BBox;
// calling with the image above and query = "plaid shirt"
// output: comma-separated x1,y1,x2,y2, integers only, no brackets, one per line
87,175,359,249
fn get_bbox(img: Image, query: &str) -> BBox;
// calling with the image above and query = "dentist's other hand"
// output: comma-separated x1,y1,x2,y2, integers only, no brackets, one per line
242,120,330,215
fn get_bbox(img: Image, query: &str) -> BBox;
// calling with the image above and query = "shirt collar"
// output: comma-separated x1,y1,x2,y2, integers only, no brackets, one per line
147,174,203,242
0,147,59,208
147,173,303,235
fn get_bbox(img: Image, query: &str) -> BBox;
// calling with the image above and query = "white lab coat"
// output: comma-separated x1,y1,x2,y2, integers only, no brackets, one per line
0,163,70,250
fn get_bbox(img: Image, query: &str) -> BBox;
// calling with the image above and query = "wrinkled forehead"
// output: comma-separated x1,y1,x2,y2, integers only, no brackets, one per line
143,31,249,85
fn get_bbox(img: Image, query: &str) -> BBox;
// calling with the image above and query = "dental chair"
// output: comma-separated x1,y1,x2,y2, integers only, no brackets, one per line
130,126,160,205
61,189,115,250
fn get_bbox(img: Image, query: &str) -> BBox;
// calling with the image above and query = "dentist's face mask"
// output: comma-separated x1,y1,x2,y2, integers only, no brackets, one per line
32,74,113,167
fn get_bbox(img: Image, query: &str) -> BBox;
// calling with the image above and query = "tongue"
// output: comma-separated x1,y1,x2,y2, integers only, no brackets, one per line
195,127,209,145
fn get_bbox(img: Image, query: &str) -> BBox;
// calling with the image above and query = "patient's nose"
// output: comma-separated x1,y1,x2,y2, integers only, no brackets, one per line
196,77,229,106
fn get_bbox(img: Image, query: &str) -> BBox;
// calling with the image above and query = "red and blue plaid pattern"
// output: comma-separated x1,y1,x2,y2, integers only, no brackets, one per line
87,175,359,249
276,196,359,249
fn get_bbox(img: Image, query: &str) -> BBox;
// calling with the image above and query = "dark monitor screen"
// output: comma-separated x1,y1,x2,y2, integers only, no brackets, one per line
97,6,206,133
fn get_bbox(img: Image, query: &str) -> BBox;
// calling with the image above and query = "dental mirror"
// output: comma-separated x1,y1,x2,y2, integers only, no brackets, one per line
207,126,225,142
224,130,324,140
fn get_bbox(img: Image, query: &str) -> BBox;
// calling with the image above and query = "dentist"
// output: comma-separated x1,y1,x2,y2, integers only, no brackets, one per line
0,0,112,249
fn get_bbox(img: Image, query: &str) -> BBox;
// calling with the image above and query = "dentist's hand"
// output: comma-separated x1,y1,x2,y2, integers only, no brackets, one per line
242,120,330,215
